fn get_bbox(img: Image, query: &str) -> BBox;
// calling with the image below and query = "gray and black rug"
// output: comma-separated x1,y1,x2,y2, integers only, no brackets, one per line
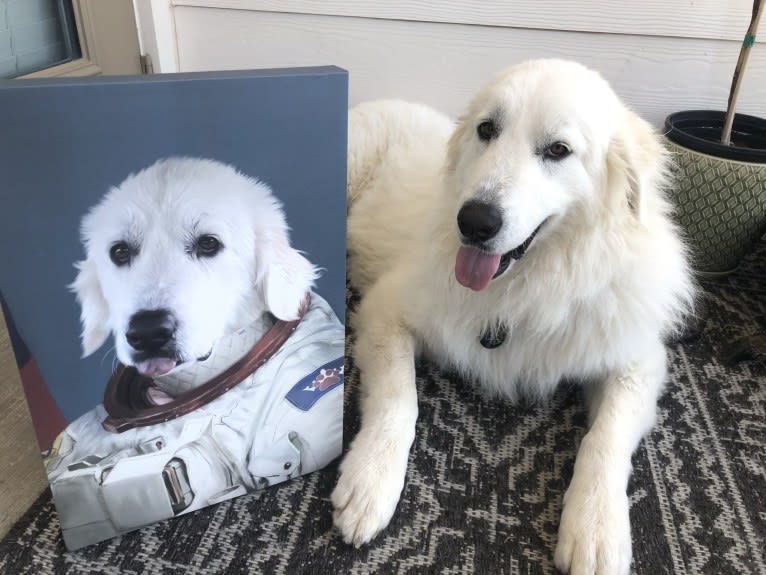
2,244,765,575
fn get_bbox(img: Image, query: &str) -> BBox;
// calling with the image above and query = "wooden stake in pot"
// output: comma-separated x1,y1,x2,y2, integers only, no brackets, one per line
721,0,764,146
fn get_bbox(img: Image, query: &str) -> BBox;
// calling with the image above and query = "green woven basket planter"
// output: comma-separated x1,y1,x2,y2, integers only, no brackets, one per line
664,111,766,275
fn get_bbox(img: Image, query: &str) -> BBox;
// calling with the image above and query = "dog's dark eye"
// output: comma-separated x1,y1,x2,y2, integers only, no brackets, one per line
195,234,222,258
544,142,572,160
477,120,498,142
109,241,133,267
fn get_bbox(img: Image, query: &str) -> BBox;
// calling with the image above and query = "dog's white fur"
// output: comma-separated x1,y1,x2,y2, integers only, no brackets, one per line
332,60,694,575
73,157,317,376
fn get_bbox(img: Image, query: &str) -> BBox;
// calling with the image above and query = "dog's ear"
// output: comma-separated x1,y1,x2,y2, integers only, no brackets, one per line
606,109,667,223
262,235,318,321
70,258,110,357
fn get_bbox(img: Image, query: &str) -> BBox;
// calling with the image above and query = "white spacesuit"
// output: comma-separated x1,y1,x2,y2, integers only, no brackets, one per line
45,293,344,550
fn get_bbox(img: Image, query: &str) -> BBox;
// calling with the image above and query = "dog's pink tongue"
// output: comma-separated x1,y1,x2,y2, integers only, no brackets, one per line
136,358,176,377
455,246,501,291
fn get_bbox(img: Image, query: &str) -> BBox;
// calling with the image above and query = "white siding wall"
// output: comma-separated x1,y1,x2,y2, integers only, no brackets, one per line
147,0,766,126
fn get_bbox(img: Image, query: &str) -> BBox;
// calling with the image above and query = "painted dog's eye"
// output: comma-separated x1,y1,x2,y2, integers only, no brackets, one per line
109,241,133,267
477,120,498,142
195,234,222,258
543,142,572,160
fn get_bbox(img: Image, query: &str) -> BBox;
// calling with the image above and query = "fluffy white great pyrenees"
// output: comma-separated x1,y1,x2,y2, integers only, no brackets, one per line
73,157,317,375
332,60,694,575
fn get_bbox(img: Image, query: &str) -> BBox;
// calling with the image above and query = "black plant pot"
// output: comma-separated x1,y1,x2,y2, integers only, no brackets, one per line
664,110,766,274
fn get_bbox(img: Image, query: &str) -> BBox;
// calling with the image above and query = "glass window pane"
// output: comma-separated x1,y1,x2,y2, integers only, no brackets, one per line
1,0,81,78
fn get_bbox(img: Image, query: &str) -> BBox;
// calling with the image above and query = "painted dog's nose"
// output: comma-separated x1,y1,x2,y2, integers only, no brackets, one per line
126,309,176,352
457,200,502,243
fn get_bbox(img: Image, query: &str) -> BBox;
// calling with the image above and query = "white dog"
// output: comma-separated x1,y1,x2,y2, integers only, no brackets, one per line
73,157,318,374
50,157,345,549
332,60,694,575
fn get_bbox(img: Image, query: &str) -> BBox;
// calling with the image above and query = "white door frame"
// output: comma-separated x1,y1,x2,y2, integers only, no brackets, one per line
133,0,179,73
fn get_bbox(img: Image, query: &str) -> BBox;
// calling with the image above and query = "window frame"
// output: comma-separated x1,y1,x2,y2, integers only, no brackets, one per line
17,0,122,78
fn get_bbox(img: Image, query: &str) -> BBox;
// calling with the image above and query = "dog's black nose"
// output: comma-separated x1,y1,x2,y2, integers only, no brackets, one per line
126,310,176,352
457,200,503,243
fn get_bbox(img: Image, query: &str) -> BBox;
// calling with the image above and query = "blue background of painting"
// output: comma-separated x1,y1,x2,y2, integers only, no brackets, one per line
0,67,347,422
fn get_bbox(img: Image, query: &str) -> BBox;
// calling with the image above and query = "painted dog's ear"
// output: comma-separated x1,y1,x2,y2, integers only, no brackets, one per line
70,258,110,357
607,109,668,223
262,235,318,321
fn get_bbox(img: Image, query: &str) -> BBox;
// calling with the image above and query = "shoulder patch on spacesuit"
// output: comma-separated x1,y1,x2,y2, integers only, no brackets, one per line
286,357,344,412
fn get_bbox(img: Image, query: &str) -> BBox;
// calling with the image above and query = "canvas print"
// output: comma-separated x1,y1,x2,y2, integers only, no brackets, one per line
0,67,347,550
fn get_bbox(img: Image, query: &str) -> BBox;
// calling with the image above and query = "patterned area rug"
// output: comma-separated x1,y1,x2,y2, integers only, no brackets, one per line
1,246,765,575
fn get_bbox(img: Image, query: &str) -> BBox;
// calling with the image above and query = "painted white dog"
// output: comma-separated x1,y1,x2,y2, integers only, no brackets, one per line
332,60,694,575
73,157,319,373
50,158,344,549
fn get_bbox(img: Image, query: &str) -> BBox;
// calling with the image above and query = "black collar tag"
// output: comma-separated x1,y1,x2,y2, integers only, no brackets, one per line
480,324,507,349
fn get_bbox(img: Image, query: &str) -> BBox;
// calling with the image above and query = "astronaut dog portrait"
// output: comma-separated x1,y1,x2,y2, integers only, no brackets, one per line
45,157,345,549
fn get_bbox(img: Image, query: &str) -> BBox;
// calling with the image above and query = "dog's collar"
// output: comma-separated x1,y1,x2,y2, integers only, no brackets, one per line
101,294,311,433
479,323,507,349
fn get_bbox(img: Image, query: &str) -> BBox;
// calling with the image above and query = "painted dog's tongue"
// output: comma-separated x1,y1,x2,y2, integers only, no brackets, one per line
455,245,501,291
136,357,176,377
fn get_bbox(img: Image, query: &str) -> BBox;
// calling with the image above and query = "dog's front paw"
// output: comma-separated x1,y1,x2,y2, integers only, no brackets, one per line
331,437,408,547
554,483,632,575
